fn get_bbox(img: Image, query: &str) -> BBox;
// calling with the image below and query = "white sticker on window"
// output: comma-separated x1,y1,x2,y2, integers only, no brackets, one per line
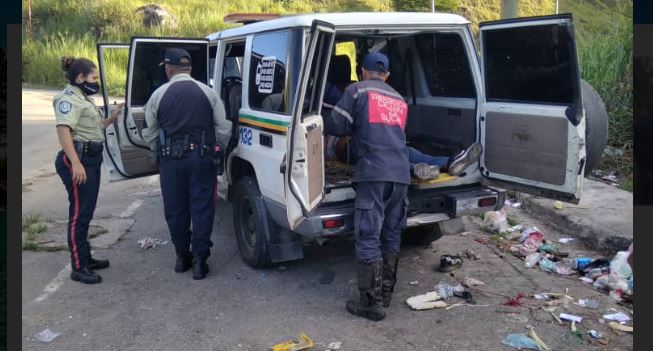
255,56,276,94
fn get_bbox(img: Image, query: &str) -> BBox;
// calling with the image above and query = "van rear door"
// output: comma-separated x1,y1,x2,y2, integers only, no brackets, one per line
479,14,585,203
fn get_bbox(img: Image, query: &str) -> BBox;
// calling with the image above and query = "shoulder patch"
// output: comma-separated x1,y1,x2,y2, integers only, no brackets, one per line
63,89,74,96
58,100,72,114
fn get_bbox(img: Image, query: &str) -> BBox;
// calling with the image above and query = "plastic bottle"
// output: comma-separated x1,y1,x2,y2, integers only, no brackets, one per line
575,257,593,270
524,252,541,268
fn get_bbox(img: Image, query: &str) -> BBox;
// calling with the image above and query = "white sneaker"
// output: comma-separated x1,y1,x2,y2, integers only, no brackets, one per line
413,163,440,180
448,142,483,176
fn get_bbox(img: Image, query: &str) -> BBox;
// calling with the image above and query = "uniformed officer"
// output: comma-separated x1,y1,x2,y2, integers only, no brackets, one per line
54,56,124,284
142,48,231,280
323,52,409,321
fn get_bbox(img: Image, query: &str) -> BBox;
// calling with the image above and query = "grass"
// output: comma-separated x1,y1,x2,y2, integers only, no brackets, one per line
22,213,48,251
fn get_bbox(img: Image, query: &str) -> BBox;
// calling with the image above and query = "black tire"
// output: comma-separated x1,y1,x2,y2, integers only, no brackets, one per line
401,224,443,246
233,176,273,268
581,79,609,176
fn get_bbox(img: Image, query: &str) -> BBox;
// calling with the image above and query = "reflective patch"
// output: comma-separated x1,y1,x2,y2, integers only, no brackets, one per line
367,91,407,129
58,101,72,114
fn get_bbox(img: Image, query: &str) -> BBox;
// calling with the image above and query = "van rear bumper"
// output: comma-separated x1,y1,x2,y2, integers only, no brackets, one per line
289,185,506,237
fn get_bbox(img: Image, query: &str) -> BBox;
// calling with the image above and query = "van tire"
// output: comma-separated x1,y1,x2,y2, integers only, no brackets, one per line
401,224,443,246
581,79,608,176
233,176,273,268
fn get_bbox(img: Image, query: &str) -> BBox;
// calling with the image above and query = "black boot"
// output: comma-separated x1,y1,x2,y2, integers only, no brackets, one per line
175,251,193,273
381,252,399,307
346,260,385,321
192,255,209,280
89,257,110,270
70,267,102,284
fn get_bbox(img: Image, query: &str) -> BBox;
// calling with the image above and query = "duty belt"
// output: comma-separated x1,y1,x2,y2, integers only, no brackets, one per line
73,140,104,156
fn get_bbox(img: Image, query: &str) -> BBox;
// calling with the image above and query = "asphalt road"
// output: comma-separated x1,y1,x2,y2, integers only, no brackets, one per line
21,89,634,351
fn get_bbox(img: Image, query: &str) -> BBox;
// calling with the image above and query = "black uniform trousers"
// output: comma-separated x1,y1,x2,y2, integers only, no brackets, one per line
159,150,217,258
55,150,102,270
354,181,409,263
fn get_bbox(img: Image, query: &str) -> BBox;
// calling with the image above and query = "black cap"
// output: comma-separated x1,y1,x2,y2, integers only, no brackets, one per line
159,48,192,66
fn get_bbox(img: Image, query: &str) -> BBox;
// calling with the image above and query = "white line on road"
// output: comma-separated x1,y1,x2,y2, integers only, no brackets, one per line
119,199,144,218
33,265,72,304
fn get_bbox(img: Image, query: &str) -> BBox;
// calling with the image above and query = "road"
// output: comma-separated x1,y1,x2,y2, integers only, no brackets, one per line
21,89,633,350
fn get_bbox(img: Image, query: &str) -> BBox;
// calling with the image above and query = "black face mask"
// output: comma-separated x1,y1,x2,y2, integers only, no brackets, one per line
74,81,100,96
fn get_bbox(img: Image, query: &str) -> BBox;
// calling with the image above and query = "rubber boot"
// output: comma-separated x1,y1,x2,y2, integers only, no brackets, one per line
381,252,399,307
175,249,193,273
346,260,385,321
192,255,209,280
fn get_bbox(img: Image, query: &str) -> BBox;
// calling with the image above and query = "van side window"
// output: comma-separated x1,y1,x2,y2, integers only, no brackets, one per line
248,31,293,114
416,33,476,98
483,25,573,104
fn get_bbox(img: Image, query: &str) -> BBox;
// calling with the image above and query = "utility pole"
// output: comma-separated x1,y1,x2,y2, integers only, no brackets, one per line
501,0,518,19
431,0,435,13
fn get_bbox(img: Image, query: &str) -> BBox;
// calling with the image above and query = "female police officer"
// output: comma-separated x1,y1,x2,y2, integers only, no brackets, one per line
54,56,124,284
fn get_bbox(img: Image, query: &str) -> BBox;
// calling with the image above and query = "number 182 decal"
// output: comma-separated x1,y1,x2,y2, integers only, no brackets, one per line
240,127,253,146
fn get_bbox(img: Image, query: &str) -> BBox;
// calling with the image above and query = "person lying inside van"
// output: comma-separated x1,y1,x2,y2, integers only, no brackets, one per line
325,135,482,179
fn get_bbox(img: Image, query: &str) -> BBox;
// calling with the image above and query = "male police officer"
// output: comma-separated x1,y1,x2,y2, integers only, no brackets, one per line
142,48,232,280
324,52,408,321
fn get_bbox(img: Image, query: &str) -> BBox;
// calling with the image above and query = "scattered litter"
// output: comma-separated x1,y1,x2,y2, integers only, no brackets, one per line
593,275,610,291
503,293,526,307
554,201,564,210
434,282,457,299
319,271,335,285
598,338,609,345
501,333,540,350
558,238,574,243
528,327,551,351
462,277,485,288
608,322,633,334
603,312,631,322
608,251,633,299
576,299,599,309
560,313,583,323
137,237,169,250
571,320,577,332
453,290,475,304
35,328,60,343
550,311,563,324
534,293,548,300
406,292,447,310
511,202,522,208
326,341,342,350
538,257,557,273
536,244,556,254
579,277,594,284
272,333,315,351
588,330,603,339
507,224,524,233
524,252,541,268
409,281,419,285
482,209,508,233
438,254,463,272
463,249,479,260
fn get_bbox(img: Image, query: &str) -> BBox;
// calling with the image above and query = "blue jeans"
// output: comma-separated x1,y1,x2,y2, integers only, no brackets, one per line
407,147,449,172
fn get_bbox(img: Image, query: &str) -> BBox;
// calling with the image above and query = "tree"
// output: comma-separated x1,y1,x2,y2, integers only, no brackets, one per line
393,0,459,12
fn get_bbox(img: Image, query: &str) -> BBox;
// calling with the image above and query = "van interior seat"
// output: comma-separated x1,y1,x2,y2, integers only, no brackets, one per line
328,55,353,92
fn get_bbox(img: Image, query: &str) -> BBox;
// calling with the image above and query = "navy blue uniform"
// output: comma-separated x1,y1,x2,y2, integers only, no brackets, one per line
324,78,410,263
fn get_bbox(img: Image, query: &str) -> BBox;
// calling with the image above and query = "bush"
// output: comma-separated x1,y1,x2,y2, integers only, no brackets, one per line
393,0,459,12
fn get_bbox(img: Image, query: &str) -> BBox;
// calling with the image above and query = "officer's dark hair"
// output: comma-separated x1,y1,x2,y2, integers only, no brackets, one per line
61,56,97,82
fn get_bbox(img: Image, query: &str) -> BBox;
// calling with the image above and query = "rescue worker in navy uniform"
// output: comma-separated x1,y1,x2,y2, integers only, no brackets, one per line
142,48,231,280
54,56,125,284
324,52,409,321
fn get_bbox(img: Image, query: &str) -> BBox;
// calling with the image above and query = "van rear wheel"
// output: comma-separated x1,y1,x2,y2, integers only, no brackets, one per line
401,224,443,246
233,176,273,268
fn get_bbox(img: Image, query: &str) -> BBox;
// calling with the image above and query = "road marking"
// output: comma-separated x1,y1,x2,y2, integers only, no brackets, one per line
119,199,143,218
33,265,71,304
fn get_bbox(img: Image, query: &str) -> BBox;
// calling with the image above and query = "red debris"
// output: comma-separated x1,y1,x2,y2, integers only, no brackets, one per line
503,293,527,307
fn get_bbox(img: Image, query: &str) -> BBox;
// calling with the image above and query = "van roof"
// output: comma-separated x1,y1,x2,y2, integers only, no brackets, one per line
207,12,469,40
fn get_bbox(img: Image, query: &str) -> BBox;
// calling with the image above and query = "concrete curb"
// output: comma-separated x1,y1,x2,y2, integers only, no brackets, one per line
516,179,632,254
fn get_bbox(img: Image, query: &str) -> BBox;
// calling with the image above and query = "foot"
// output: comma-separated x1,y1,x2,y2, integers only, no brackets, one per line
413,163,440,180
448,142,483,176
70,267,102,284
175,255,192,273
89,258,110,270
346,299,385,321
192,257,209,280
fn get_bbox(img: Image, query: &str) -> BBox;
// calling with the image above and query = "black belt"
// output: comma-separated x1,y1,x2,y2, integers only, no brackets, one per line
73,140,104,156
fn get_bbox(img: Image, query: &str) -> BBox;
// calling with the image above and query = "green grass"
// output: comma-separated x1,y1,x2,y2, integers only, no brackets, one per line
22,213,48,251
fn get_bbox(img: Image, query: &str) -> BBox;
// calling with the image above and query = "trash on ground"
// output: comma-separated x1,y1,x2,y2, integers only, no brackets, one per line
558,237,574,243
462,277,485,288
35,328,60,343
528,327,551,351
482,209,508,233
438,254,463,272
326,341,342,350
588,330,603,339
434,282,457,299
554,201,564,210
571,320,578,332
538,257,557,273
603,311,631,322
453,290,475,304
406,291,447,310
579,277,594,284
511,202,522,208
463,249,479,260
503,293,526,307
524,252,541,268
608,321,633,334
272,333,315,351
550,311,563,324
501,333,540,350
560,313,583,323
409,280,419,285
607,251,633,299
137,237,169,250
576,299,599,309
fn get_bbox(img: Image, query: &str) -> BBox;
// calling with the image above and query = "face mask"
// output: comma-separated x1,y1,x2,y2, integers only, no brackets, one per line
75,81,100,96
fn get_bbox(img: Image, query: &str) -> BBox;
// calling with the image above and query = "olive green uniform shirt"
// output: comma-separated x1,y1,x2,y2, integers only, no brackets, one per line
53,84,105,142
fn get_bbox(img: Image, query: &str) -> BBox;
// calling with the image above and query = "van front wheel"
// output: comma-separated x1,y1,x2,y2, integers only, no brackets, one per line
233,176,273,268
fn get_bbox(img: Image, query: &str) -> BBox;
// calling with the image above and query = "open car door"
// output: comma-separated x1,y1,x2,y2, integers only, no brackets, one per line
98,37,209,181
479,14,586,204
285,21,336,229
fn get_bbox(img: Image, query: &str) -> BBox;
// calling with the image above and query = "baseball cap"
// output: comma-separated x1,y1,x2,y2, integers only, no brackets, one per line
159,48,192,66
362,52,389,73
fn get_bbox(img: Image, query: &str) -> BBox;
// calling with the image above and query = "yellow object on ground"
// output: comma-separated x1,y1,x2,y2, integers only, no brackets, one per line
272,333,315,351
554,201,564,210
609,322,633,333
411,173,457,185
